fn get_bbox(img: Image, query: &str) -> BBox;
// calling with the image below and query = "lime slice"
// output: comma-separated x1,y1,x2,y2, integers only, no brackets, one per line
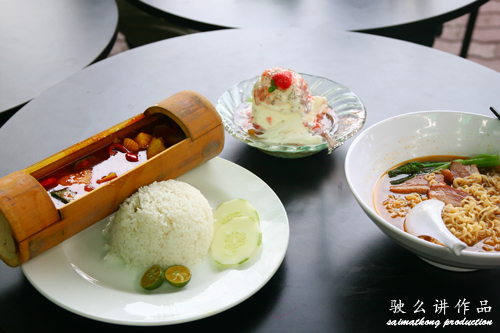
141,265,164,290
165,265,192,288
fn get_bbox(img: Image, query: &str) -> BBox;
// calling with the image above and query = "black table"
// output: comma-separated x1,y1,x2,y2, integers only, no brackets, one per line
1,29,500,332
128,0,487,48
0,0,118,121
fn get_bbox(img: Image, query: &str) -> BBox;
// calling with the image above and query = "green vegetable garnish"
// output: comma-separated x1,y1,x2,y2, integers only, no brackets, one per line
388,154,499,185
50,188,77,203
268,79,277,93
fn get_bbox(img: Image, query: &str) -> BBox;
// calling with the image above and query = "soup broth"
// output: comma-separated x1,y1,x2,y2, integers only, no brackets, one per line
374,155,500,253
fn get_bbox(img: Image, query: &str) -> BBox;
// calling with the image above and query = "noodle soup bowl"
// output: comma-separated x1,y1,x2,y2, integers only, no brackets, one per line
345,110,500,271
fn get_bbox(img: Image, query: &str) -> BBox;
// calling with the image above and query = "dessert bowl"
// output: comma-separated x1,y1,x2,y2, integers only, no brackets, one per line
217,74,366,158
345,111,500,271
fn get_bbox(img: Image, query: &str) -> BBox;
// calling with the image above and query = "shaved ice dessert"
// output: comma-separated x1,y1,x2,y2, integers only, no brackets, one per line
235,67,337,145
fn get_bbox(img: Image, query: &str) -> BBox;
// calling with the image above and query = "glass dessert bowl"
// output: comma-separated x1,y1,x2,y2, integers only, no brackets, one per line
216,73,366,158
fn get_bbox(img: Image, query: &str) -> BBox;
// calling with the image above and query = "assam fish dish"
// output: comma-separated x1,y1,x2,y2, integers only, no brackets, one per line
38,115,186,208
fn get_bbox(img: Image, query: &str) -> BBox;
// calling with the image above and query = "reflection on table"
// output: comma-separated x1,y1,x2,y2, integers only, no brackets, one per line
0,0,118,124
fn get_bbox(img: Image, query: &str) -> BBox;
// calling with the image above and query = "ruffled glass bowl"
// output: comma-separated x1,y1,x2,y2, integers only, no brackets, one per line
216,74,367,158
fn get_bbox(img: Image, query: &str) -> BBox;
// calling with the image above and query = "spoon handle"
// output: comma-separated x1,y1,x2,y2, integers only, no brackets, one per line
406,200,467,256
429,210,467,256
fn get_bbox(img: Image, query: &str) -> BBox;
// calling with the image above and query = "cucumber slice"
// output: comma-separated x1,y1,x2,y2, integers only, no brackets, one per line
213,198,260,235
211,216,262,266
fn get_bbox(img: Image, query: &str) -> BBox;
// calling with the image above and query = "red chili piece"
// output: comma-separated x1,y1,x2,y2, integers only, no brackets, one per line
96,172,117,184
125,153,139,162
108,143,128,156
84,185,95,192
40,177,57,188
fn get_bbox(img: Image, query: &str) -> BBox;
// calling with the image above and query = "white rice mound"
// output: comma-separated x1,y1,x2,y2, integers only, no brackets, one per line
103,179,213,271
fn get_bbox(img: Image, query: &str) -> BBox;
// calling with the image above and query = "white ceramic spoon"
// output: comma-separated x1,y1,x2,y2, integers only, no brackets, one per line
405,199,467,256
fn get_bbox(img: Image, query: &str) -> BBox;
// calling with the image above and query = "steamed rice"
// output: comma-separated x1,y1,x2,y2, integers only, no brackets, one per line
103,180,213,270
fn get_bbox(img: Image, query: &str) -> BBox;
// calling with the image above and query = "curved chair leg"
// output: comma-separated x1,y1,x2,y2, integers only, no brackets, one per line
460,8,479,58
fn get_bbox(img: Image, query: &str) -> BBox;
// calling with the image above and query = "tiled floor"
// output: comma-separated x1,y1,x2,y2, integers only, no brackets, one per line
108,31,129,57
434,0,500,72
109,0,500,72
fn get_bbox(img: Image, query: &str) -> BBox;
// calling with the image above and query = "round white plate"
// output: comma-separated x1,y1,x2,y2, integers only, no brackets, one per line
22,157,289,326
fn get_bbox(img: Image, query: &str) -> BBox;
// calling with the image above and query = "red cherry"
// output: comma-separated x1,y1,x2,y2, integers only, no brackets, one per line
272,71,293,90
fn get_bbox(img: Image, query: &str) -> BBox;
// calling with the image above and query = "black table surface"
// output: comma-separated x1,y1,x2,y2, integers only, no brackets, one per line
128,0,487,36
0,0,118,114
1,29,500,332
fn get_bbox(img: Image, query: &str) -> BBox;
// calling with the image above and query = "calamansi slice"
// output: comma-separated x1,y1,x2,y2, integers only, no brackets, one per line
141,264,165,290
165,265,191,288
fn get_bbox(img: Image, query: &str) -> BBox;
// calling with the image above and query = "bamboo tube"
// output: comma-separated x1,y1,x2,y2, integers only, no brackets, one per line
0,90,224,267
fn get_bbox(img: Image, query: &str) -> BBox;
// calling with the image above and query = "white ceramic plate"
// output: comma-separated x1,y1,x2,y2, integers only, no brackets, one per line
22,157,289,325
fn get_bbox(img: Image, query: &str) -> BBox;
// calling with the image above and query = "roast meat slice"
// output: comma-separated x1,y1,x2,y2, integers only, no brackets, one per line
441,168,454,184
428,184,470,207
449,162,479,180
389,174,445,194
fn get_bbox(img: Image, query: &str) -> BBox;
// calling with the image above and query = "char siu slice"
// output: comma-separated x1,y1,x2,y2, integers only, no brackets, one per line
446,162,479,183
428,184,470,207
441,168,454,184
389,174,445,194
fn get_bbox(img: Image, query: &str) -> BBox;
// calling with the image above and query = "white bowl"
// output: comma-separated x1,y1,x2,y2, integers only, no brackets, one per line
345,111,500,271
